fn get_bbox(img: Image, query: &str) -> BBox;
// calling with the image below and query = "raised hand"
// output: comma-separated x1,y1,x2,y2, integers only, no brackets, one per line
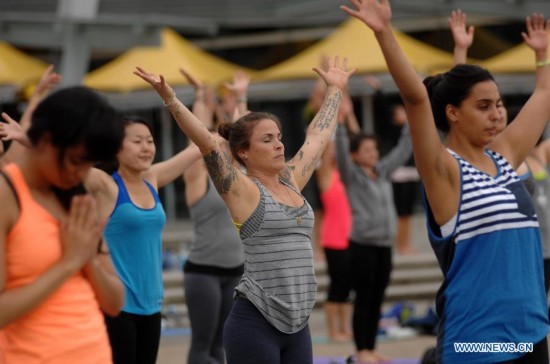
362,74,382,91
223,70,251,96
33,65,62,99
313,55,356,91
340,0,392,33
133,66,176,104
449,10,474,50
522,13,549,54
60,195,105,272
0,112,27,144
179,67,204,91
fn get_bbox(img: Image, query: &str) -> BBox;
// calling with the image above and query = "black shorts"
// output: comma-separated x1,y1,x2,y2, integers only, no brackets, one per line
392,180,420,216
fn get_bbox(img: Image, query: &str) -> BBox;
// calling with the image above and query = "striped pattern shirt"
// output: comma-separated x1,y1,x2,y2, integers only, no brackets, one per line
425,149,548,364
453,149,539,243
235,179,316,333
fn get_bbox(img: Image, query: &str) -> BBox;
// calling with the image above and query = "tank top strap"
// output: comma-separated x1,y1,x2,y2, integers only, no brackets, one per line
3,164,32,207
143,178,160,203
111,172,131,205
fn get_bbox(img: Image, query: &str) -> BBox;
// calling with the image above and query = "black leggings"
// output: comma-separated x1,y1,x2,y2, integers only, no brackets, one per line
324,247,352,302
104,311,161,364
184,272,241,364
223,297,312,364
349,242,392,351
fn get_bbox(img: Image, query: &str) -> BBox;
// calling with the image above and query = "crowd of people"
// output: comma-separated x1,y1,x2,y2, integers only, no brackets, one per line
0,2,550,364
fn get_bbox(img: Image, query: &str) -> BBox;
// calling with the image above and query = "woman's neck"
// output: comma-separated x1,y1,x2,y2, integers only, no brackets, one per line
246,169,280,188
18,155,52,193
445,134,487,162
117,166,144,184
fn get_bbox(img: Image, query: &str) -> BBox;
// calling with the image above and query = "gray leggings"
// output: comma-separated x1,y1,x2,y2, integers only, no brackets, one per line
184,272,241,364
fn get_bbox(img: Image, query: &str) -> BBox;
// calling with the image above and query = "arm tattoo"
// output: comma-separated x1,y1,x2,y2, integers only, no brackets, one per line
312,91,342,132
301,149,321,177
203,150,237,195
279,167,292,183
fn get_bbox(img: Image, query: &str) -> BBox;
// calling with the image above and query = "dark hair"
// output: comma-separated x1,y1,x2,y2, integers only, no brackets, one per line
349,133,378,153
28,86,123,163
423,64,495,133
27,86,124,209
95,116,154,174
218,111,282,165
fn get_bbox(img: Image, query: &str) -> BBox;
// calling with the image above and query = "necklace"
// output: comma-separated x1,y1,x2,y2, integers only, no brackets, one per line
270,182,303,225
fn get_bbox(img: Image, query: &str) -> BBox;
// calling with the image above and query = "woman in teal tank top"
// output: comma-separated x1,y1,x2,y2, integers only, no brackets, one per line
84,117,203,364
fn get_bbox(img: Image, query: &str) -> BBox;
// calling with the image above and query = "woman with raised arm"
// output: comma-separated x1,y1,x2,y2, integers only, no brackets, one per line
448,9,474,65
451,9,550,320
342,1,550,363
316,92,357,343
0,86,125,363
178,68,247,364
0,65,62,166
135,55,354,364
83,117,202,364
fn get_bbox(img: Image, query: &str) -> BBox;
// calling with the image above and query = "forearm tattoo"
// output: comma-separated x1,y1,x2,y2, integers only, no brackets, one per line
203,150,237,195
312,90,342,132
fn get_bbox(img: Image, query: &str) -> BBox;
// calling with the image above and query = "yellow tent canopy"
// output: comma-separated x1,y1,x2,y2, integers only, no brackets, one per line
255,18,455,81
85,28,252,93
0,42,48,87
480,40,550,73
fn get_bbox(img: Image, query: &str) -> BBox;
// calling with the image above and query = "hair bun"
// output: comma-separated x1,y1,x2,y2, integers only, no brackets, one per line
217,122,232,140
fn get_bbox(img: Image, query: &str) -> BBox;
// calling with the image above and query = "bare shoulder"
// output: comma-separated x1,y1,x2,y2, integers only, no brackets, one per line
0,175,20,234
86,168,116,195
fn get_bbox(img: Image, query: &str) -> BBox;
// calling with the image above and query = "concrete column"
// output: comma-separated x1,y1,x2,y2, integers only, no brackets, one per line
56,0,99,86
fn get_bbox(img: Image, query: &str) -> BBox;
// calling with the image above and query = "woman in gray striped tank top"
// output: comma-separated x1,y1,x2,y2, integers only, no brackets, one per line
135,56,355,364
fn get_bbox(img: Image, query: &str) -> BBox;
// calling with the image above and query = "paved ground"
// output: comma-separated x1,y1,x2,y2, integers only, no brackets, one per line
157,213,436,363
157,308,437,364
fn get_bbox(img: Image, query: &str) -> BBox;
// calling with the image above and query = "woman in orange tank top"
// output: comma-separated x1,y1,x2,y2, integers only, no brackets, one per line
0,83,125,363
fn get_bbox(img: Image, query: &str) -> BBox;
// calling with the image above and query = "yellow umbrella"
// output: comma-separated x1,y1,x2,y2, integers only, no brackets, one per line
85,28,253,92
0,42,48,87
255,18,455,81
481,41,550,73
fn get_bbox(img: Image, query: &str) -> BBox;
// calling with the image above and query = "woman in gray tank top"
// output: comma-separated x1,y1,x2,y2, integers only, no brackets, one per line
135,56,354,364
180,69,247,364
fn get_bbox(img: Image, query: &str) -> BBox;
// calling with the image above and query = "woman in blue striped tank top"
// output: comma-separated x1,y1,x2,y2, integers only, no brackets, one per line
343,2,550,363
135,57,355,363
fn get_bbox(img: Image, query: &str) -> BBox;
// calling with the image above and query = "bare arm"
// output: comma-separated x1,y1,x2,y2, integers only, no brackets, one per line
134,67,252,212
286,56,355,190
83,241,124,317
341,0,449,185
148,144,202,188
494,13,550,168
224,70,251,118
0,193,103,327
449,9,474,65
0,140,4,168
342,92,361,134
1,66,61,164
180,68,215,129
